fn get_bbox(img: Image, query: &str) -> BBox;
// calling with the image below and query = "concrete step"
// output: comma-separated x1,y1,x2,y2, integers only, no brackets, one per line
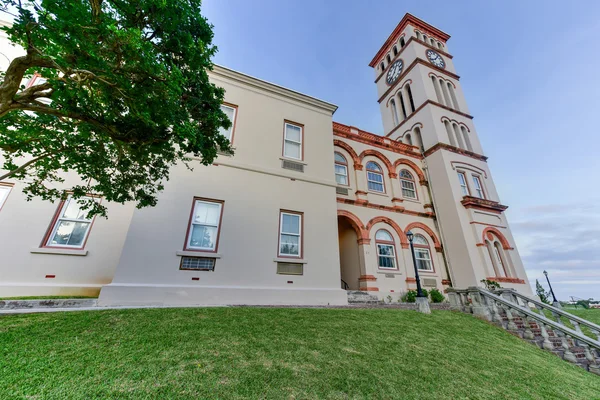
0,298,98,310
347,291,380,304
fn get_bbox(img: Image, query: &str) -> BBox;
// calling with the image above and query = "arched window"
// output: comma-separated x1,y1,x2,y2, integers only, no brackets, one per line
380,61,385,71
448,83,460,111
413,127,424,152
413,234,433,271
376,229,397,269
416,31,422,41
366,161,385,193
430,38,435,47
440,78,452,106
405,84,416,113
423,34,428,42
405,133,413,146
399,170,417,199
334,152,348,186
461,126,472,151
398,92,408,119
452,123,465,149
393,46,398,57
437,41,443,49
472,175,485,199
486,239,510,277
400,37,406,48
387,54,391,64
431,76,443,103
444,120,456,147
390,99,399,126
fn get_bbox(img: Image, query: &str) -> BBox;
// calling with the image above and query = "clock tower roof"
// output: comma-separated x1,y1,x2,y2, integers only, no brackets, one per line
369,13,450,68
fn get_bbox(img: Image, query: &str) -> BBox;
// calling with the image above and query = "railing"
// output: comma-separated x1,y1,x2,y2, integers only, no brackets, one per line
447,287,600,371
494,288,600,342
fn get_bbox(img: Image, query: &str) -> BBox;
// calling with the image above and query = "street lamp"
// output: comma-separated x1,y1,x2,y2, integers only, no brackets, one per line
407,231,426,298
543,270,560,308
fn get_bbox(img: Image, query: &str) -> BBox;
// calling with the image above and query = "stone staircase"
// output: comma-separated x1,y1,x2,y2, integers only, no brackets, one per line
448,287,600,375
347,291,381,304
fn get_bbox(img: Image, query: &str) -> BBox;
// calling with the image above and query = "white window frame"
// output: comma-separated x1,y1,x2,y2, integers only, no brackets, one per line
415,248,433,271
457,172,469,196
278,211,302,258
45,196,95,249
375,230,397,270
185,199,223,252
283,122,303,161
0,184,12,211
218,104,237,142
472,175,485,199
366,162,385,193
399,170,417,199
334,152,348,186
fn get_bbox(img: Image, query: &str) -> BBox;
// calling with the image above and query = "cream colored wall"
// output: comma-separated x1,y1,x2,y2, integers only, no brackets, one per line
338,218,361,290
0,175,135,297
99,67,346,306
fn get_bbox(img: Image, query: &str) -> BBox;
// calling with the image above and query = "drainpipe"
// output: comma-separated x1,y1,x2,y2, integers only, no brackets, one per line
422,159,457,288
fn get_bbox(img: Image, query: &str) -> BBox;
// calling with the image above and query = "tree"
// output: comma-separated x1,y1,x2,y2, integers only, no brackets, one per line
535,279,550,304
0,0,232,216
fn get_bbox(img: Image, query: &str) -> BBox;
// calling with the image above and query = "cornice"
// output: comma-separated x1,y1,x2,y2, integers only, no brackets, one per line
337,197,435,219
461,196,508,214
333,122,422,159
423,143,488,162
369,13,451,67
210,65,338,115
377,59,460,104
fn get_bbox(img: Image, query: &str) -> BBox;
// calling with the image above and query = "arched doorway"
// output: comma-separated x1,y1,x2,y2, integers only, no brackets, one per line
337,215,362,290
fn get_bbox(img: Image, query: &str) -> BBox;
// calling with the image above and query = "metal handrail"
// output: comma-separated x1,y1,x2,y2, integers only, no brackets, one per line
495,288,600,333
341,279,349,290
477,288,600,350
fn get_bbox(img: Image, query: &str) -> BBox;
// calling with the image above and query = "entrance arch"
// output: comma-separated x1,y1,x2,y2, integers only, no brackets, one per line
337,212,367,290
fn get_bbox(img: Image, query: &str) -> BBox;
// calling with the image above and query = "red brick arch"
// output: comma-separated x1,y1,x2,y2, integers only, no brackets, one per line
338,210,370,244
393,158,426,183
359,149,395,178
404,222,442,251
334,140,362,170
366,216,409,248
482,227,513,250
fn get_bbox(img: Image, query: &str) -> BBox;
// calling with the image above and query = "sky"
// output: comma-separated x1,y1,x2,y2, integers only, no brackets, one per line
202,0,600,300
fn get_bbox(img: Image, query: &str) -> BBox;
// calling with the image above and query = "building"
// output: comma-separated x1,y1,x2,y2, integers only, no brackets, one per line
0,14,533,305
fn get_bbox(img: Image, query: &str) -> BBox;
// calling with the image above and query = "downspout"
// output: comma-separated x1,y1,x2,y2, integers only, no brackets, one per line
422,159,457,288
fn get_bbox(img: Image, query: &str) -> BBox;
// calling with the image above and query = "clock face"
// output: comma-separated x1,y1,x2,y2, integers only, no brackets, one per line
386,60,403,85
426,49,445,69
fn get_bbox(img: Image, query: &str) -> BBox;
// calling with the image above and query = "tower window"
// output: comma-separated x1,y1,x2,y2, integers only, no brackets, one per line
472,175,485,199
400,37,406,48
406,84,416,113
380,61,385,71
398,92,408,120
457,172,469,196
387,54,391,64
390,99,399,126
399,170,417,199
376,230,397,270
334,152,348,186
405,133,413,146
366,161,385,193
393,46,398,57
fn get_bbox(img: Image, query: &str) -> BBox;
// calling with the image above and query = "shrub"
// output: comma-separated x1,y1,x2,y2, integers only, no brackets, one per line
429,288,445,303
480,279,501,290
401,289,428,303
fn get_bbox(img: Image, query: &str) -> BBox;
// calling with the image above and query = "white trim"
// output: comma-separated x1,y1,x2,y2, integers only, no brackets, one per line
176,251,222,258
46,196,94,249
273,258,308,264
31,248,88,256
218,104,236,141
0,184,12,210
278,212,302,257
186,200,222,251
283,122,303,161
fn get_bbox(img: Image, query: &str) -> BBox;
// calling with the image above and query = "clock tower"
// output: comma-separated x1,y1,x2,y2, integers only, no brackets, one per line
369,14,532,293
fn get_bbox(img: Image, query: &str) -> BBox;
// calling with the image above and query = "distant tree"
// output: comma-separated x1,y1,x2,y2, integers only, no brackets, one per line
535,279,551,304
0,0,232,216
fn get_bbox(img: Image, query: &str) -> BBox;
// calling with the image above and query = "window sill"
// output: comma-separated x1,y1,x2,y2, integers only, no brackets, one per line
176,250,222,258
274,258,308,264
367,191,388,197
31,248,88,256
279,157,307,166
403,198,421,204
377,270,403,275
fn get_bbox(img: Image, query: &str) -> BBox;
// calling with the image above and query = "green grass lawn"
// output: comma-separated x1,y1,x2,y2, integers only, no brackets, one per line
567,307,600,325
1,308,599,399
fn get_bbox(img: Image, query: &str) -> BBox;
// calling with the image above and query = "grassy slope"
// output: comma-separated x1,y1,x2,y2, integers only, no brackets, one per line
567,308,600,325
0,308,598,399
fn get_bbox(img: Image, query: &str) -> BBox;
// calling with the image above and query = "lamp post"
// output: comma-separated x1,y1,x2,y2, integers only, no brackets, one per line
407,231,430,314
543,270,561,308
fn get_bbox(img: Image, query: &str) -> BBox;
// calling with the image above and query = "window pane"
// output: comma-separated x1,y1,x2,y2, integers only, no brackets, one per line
334,152,346,163
399,170,413,179
190,225,218,249
62,198,90,220
280,234,299,255
378,256,396,269
334,165,347,175
366,162,381,172
367,171,383,183
416,259,432,271
282,213,300,234
50,221,90,246
368,181,384,192
193,201,221,226
218,105,235,140
377,243,394,256
376,230,393,241
284,141,301,159
416,249,431,260
413,234,428,245
285,124,302,142
335,174,348,185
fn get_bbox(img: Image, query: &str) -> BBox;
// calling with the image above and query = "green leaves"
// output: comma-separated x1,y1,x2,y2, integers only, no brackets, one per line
0,0,232,216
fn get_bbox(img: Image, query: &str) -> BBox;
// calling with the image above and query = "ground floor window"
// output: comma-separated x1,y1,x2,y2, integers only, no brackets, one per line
413,234,433,271
279,211,302,258
45,196,96,248
376,229,397,269
185,198,224,252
